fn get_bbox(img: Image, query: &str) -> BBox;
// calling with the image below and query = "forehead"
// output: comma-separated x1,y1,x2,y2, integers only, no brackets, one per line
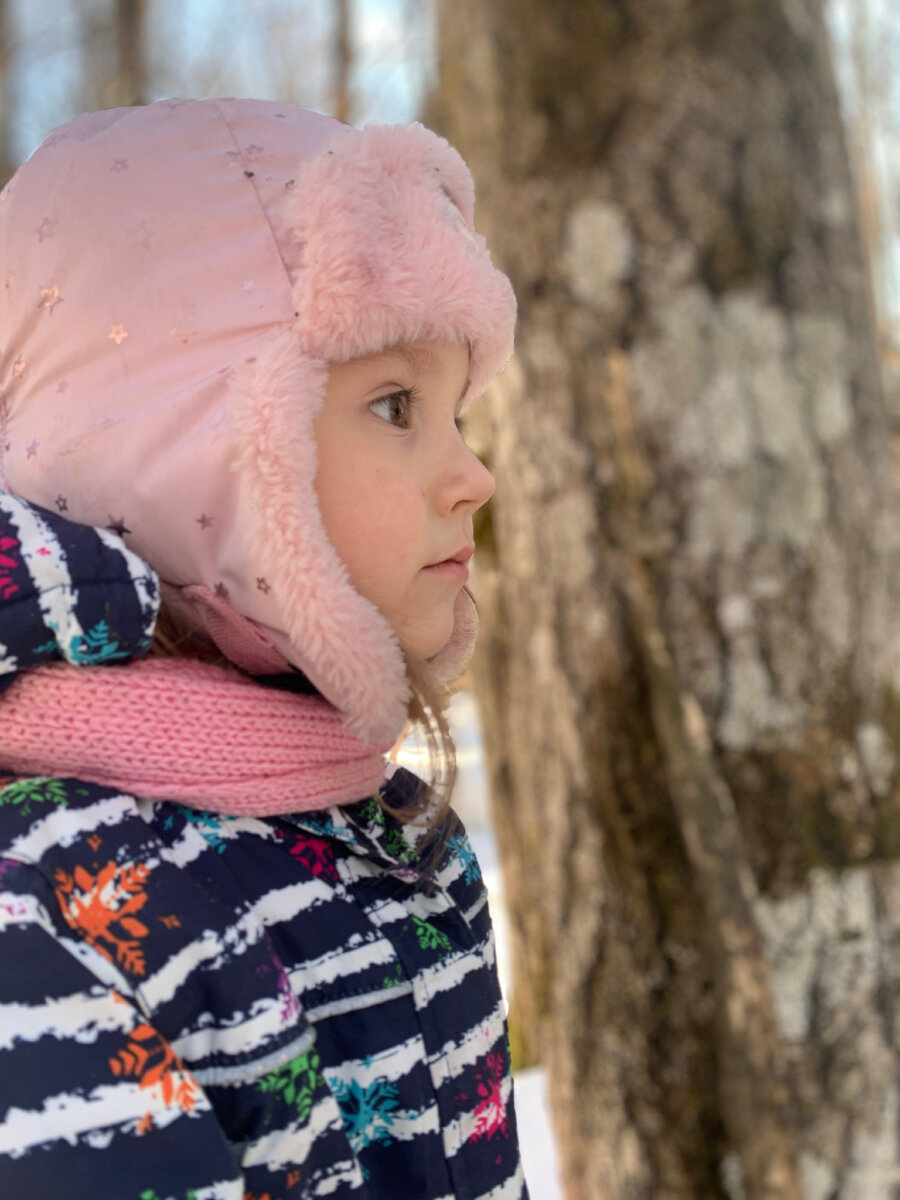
348,341,469,373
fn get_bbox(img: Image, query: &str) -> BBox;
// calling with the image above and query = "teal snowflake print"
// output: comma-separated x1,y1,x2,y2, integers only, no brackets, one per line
64,620,132,665
296,812,357,843
327,1074,399,1153
409,915,451,955
258,1046,323,1123
0,776,69,816
168,805,234,853
447,833,481,883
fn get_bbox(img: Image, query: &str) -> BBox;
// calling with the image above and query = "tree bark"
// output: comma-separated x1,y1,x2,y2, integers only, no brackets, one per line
334,0,352,125
0,0,14,190
428,1,900,1196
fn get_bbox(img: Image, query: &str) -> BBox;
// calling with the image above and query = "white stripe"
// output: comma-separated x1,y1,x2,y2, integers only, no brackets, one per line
7,792,138,864
141,878,328,1008
358,1106,438,1145
250,877,334,929
240,1093,348,1170
324,1033,427,1087
0,494,85,655
0,1080,209,1157
428,1000,508,1083
0,633,17,676
0,888,53,932
0,987,134,1050
92,525,160,638
169,995,299,1064
409,941,493,1011
156,812,278,869
139,928,234,1008
287,932,395,991
191,1026,315,1088
463,890,489,925
184,1181,244,1200
0,891,140,1000
310,1162,366,1196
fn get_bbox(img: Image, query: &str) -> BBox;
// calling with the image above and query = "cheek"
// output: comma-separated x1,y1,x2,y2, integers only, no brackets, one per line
320,469,421,574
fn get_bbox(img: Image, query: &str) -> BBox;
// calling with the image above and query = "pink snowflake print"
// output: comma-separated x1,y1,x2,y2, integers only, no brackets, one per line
240,280,258,295
468,1052,509,1142
110,158,129,172
272,954,301,1022
108,324,128,345
245,143,264,157
289,834,339,884
56,379,69,394
0,533,22,600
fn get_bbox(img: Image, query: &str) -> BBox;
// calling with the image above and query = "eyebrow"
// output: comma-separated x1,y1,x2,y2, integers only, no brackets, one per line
353,344,472,413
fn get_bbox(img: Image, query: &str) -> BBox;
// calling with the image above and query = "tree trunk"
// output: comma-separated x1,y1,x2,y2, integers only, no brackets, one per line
108,0,146,108
428,1,900,1196
0,0,14,190
334,0,352,125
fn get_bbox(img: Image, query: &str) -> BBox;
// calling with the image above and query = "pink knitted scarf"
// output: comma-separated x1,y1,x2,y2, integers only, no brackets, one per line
0,658,390,816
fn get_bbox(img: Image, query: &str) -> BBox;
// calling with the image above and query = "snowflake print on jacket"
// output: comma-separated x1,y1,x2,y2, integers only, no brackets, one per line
328,1074,400,1154
0,491,529,1198
53,860,152,975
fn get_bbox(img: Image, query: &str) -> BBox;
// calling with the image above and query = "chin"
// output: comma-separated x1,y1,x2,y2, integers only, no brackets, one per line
404,611,456,662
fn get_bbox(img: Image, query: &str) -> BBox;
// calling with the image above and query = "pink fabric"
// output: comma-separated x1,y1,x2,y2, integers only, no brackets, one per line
0,658,389,815
0,100,515,747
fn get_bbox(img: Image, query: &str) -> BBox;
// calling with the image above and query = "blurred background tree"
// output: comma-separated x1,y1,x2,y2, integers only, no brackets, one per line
429,0,900,1197
3,2,900,1197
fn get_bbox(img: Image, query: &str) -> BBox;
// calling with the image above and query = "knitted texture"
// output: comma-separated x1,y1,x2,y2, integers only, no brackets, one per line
0,658,389,815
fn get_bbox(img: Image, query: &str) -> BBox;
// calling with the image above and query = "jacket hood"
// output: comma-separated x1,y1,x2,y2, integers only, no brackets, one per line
0,99,515,745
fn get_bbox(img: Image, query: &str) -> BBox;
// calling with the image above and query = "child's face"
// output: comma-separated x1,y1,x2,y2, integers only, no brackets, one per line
314,340,495,659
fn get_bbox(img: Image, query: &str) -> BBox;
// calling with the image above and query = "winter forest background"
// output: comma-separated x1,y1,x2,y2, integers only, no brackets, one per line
3,2,900,1197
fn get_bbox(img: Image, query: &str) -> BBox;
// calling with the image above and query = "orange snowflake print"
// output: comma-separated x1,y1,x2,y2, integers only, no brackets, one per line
54,860,152,975
109,1023,198,1113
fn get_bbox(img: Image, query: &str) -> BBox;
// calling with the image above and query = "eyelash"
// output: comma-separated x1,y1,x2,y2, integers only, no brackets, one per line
369,386,421,429
368,386,466,434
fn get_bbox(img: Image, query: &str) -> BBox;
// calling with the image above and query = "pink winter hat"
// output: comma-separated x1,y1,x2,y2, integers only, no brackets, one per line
0,99,516,746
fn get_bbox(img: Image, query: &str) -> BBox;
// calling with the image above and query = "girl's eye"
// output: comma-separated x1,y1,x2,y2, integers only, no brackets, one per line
369,386,420,429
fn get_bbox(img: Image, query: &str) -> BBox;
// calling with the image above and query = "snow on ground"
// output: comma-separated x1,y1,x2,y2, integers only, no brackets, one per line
397,691,563,1200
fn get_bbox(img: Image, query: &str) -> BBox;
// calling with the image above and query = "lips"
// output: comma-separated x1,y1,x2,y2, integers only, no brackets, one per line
423,544,474,580
426,544,474,569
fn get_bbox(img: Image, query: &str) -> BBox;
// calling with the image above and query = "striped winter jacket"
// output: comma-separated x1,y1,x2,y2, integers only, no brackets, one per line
0,492,529,1200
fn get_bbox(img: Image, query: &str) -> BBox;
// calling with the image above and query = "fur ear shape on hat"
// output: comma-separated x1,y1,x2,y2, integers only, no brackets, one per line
0,100,515,747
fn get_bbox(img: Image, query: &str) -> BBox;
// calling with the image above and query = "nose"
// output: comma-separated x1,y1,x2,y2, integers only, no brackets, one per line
436,430,496,516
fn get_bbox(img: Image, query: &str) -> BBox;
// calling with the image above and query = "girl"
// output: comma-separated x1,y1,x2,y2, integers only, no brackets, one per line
0,99,524,1199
